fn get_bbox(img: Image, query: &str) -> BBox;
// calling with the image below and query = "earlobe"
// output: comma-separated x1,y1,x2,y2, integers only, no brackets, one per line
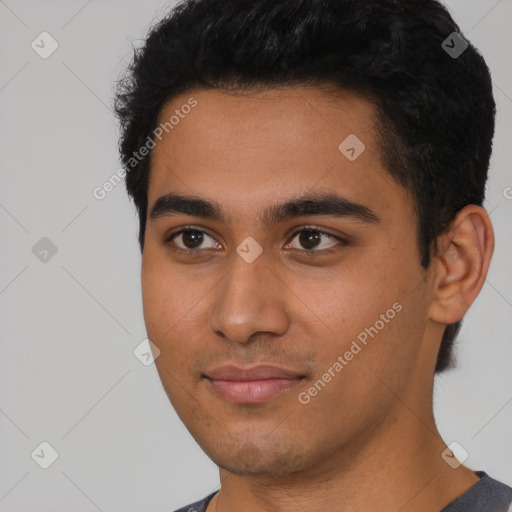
428,205,494,325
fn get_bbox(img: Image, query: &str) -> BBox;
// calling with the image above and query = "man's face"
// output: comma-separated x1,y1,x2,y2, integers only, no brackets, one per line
142,86,432,475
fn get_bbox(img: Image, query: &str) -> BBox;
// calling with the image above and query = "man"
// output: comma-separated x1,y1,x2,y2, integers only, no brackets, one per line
114,0,512,510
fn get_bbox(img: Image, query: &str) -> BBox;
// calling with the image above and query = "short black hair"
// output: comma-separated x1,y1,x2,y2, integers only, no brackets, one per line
114,0,496,373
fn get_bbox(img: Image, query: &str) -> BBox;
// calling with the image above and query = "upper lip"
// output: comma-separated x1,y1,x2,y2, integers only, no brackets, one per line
204,364,305,381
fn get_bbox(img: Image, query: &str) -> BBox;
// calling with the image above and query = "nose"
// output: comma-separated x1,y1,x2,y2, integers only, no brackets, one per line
208,249,289,344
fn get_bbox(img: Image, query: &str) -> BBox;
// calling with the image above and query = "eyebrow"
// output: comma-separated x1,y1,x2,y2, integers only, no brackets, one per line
149,192,380,226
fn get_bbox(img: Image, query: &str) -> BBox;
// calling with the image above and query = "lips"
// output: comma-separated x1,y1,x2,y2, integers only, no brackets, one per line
204,364,305,404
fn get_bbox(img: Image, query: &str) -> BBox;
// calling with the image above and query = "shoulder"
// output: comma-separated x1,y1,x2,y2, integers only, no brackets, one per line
442,471,512,512
173,491,218,512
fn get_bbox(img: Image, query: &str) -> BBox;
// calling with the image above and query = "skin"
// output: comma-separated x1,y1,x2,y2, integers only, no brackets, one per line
141,86,494,511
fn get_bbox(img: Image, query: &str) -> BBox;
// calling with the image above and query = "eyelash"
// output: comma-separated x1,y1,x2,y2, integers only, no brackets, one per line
164,225,348,256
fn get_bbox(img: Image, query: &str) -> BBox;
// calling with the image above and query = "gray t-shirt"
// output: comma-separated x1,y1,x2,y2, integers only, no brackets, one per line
174,471,512,512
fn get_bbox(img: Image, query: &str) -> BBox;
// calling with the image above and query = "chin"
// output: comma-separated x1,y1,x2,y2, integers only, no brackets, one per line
199,435,312,477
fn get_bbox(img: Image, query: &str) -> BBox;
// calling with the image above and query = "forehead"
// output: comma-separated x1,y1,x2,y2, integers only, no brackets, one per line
147,86,410,225
153,85,378,159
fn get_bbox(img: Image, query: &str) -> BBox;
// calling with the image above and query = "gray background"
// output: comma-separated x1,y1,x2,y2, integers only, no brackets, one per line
0,0,510,510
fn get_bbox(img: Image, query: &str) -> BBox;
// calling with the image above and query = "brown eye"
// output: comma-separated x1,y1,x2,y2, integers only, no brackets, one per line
167,228,219,251
298,230,322,250
179,230,204,249
287,228,344,252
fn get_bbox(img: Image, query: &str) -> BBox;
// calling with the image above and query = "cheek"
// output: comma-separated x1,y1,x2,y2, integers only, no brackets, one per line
296,296,426,437
141,249,215,360
303,246,427,374
141,251,187,342
141,255,206,405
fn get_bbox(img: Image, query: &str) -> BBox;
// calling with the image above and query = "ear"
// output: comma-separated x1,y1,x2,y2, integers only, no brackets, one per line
428,205,494,324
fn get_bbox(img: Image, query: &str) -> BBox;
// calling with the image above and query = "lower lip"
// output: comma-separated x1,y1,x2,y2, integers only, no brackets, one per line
206,378,302,404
